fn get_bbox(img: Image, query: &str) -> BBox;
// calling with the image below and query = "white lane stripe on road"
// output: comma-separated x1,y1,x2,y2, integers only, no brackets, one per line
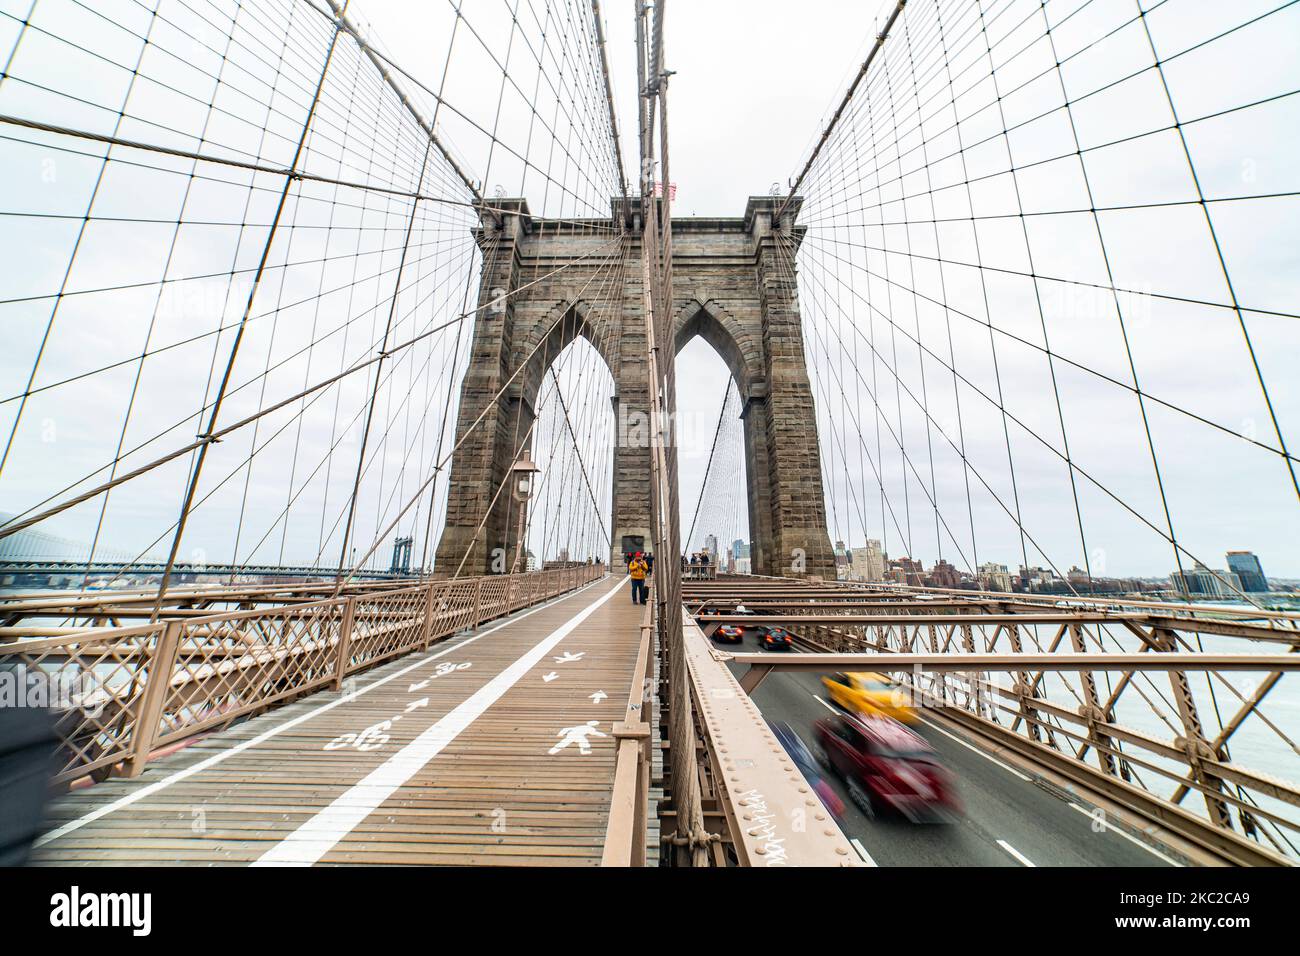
35,576,610,848
997,839,1036,866
252,576,627,866
850,838,878,866
812,694,837,713
916,714,1031,782
1067,803,1182,866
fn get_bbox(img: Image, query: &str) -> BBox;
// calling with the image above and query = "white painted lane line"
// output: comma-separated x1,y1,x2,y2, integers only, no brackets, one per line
252,577,627,866
850,838,878,866
1067,802,1182,866
916,714,1031,782
36,576,612,848
811,694,837,713
997,839,1036,866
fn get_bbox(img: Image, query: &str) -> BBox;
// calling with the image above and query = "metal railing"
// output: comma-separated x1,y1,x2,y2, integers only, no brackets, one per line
681,561,718,580
601,602,655,866
684,577,1300,866
680,611,862,866
0,566,604,786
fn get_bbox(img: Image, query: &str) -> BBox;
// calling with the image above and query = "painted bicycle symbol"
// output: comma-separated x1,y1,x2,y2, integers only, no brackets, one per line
324,719,393,752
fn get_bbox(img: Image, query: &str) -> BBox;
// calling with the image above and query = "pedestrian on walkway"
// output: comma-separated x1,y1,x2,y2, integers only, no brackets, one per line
629,552,649,605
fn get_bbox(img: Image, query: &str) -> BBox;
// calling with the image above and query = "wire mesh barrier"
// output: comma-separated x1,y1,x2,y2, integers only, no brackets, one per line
0,564,602,786
685,575,1300,865
786,0,1298,607
0,0,624,592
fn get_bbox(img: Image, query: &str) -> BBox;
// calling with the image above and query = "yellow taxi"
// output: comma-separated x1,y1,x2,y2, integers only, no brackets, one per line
820,671,918,724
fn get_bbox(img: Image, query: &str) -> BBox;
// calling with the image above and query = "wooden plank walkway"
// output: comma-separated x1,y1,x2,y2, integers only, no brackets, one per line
33,574,648,866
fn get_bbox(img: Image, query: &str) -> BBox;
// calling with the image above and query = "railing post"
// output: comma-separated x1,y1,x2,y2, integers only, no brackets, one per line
421,583,438,649
472,578,484,628
122,620,182,778
1070,622,1118,776
601,606,654,866
1155,625,1234,829
333,596,356,691
1006,622,1055,747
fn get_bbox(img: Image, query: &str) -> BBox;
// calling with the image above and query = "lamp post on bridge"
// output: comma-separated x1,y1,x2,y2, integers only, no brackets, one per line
509,453,541,574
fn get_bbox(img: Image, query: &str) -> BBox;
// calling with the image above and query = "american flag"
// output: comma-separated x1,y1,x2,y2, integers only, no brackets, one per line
652,181,677,200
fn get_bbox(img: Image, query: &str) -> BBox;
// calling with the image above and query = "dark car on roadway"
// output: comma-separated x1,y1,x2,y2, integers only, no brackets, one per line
813,712,960,823
713,624,744,644
757,625,793,651
709,604,753,644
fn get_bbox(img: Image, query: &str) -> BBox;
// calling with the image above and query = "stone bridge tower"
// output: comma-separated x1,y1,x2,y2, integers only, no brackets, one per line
434,196,835,579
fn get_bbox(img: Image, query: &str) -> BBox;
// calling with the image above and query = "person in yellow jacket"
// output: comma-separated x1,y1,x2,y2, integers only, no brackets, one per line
629,552,649,605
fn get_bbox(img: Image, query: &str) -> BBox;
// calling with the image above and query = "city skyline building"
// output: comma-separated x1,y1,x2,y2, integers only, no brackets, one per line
1226,551,1269,592
1171,562,1243,598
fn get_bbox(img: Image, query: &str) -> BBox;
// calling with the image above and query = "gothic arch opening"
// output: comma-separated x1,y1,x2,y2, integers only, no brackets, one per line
523,333,617,569
436,198,835,579
671,300,763,573
674,336,750,573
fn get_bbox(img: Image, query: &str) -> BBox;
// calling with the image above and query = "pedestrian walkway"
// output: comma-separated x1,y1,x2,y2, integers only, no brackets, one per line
33,575,649,866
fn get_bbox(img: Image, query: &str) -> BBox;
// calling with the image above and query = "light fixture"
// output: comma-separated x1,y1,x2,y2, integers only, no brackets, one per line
510,453,541,502
509,453,542,573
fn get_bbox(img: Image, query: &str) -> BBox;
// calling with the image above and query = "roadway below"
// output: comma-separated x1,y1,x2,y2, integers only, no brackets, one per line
721,629,1177,867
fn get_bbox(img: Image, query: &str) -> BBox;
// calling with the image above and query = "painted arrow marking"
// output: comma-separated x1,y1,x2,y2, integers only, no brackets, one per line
553,651,585,664
408,680,430,692
405,697,429,713
542,672,559,683
589,690,607,704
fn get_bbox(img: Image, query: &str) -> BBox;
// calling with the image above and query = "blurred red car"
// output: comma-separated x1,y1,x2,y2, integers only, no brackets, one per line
814,712,960,823
768,720,844,820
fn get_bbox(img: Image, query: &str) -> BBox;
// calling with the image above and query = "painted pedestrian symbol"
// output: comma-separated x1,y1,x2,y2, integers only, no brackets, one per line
553,650,585,664
548,720,606,755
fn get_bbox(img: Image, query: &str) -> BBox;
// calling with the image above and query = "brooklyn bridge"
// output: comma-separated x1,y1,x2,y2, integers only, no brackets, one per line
0,0,1297,869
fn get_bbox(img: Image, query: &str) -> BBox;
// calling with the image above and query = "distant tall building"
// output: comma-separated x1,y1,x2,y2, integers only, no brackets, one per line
733,539,749,560
1226,551,1268,592
833,540,850,578
704,534,719,565
887,556,924,587
1018,566,1058,591
1171,562,1242,598
977,562,1012,592
849,539,885,582
927,559,961,589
